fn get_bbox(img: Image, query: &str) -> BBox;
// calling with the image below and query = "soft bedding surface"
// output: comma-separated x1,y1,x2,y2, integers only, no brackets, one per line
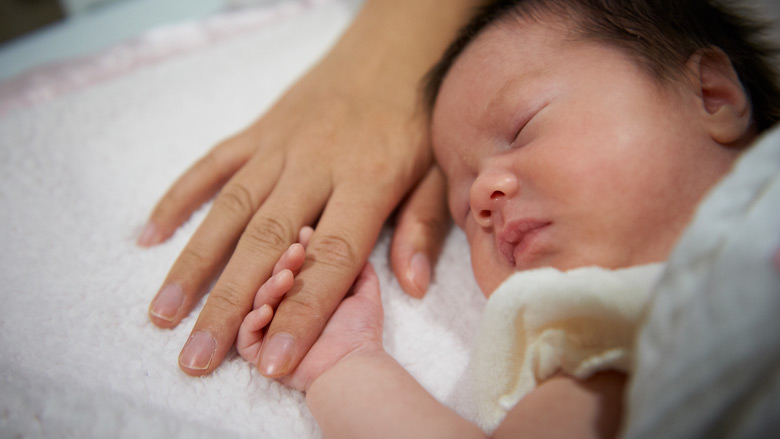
0,1,486,437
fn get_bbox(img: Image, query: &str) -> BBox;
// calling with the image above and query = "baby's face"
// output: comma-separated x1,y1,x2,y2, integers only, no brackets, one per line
432,16,738,296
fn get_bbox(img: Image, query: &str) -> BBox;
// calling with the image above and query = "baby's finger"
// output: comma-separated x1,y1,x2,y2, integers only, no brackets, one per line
272,243,306,276
138,133,254,247
298,226,314,248
241,304,275,334
350,263,381,307
391,165,451,298
253,269,295,310
236,304,274,365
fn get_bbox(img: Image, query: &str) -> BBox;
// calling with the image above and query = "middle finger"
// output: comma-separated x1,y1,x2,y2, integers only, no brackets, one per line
179,165,331,375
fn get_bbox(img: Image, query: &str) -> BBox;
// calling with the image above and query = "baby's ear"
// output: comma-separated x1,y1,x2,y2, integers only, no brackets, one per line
686,47,752,145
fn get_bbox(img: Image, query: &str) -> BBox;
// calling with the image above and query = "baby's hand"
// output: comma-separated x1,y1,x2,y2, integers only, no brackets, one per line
237,225,385,393
280,262,384,393
236,227,313,366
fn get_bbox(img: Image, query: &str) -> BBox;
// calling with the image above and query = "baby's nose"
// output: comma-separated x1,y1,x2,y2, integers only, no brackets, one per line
469,171,519,227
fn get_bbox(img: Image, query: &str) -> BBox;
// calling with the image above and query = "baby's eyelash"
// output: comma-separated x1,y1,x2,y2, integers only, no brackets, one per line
512,116,532,143
510,100,550,144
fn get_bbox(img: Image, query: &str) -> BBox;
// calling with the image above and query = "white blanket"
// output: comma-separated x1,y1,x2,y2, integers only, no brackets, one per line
0,2,486,437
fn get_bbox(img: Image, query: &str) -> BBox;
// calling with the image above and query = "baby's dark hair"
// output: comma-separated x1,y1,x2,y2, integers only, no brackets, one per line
424,0,780,132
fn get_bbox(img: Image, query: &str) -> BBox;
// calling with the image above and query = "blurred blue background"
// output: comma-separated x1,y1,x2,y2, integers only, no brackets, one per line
0,0,778,85
0,0,283,83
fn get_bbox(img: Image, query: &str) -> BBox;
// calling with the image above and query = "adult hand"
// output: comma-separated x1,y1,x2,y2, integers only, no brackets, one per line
139,0,472,377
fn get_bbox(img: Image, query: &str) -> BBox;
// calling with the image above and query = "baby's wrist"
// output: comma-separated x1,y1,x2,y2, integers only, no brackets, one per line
304,347,388,395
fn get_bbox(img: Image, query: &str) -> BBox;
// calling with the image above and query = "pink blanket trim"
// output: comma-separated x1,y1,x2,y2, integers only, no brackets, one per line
0,0,333,116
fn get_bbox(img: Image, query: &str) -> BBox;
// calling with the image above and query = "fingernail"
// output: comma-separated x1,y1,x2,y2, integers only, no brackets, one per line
150,284,183,322
259,333,294,376
137,221,158,246
179,331,216,371
407,252,431,296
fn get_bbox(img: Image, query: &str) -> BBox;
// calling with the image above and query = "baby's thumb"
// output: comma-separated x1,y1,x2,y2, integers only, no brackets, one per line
352,262,382,307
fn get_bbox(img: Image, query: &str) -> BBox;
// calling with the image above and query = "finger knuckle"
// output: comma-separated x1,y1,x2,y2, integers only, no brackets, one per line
241,216,295,253
179,243,213,273
308,234,358,270
216,183,257,218
208,281,249,318
281,292,327,322
199,142,241,178
157,184,192,216
194,151,221,179
159,186,183,209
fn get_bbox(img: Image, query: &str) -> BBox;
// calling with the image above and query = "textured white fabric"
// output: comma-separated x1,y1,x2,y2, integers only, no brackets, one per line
0,2,485,437
622,124,780,438
470,264,664,432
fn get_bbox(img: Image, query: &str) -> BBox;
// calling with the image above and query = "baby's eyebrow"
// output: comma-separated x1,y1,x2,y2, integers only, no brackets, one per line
482,76,522,125
480,68,546,132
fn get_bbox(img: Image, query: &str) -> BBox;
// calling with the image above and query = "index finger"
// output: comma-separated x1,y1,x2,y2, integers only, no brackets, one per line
177,171,329,376
256,187,397,377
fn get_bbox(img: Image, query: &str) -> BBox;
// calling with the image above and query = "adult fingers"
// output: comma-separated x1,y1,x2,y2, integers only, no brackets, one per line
147,152,283,329
138,133,255,247
390,165,451,298
177,170,331,376
257,187,394,378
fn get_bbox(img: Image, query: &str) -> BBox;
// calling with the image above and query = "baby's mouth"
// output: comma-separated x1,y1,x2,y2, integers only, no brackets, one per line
498,220,551,268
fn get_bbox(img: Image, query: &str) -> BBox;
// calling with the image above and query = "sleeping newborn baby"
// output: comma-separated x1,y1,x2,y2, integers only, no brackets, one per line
234,0,779,437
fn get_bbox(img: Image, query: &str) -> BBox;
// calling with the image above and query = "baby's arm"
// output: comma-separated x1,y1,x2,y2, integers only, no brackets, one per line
306,350,624,439
306,348,484,438
237,239,477,436
240,227,624,438
493,372,625,438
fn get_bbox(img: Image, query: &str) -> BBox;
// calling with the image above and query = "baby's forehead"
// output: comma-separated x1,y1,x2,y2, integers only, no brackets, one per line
450,11,576,76
437,15,570,111
484,5,579,45
432,21,557,161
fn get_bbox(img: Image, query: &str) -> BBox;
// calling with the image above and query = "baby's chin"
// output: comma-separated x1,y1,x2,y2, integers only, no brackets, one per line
477,273,511,298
